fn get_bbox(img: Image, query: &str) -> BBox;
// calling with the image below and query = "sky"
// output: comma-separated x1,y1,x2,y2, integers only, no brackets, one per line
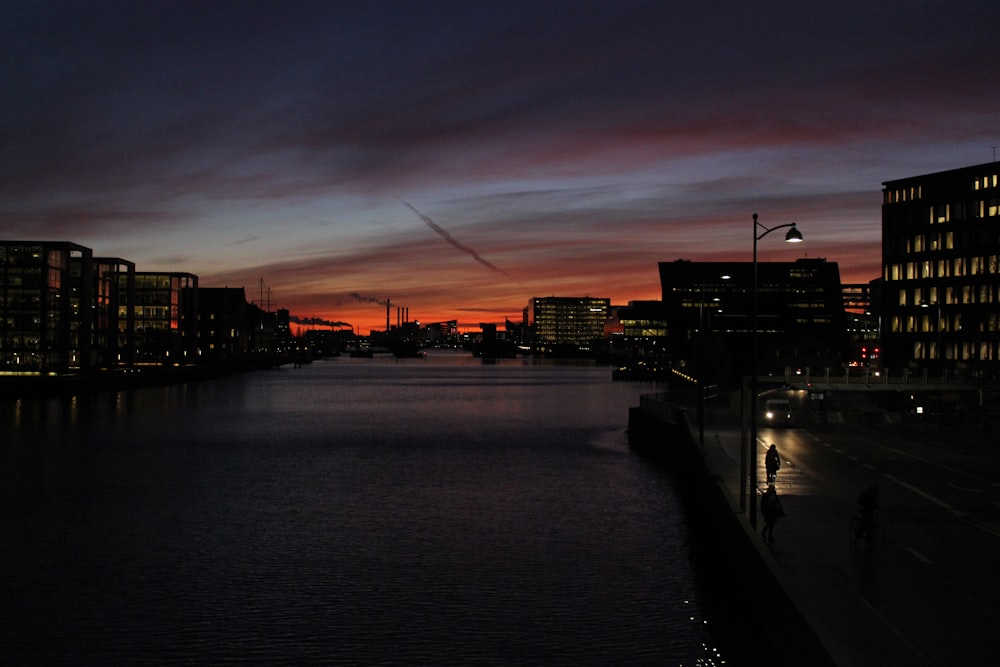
3,1,999,334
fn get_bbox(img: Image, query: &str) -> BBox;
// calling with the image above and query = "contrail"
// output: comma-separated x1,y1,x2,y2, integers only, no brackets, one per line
401,200,513,279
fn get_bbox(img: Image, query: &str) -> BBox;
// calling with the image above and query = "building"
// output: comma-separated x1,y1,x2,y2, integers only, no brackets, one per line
0,241,97,373
608,300,669,360
526,296,611,349
881,162,1000,378
1,239,303,375
198,287,254,361
658,259,848,383
93,257,136,369
128,272,199,364
197,287,284,364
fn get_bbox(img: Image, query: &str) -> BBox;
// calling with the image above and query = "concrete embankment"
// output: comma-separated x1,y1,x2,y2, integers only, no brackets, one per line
628,400,836,667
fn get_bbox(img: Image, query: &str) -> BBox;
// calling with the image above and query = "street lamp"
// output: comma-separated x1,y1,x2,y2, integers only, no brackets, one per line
748,213,803,527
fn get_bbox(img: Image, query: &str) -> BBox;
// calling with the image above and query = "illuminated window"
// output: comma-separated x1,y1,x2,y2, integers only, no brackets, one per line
930,205,949,223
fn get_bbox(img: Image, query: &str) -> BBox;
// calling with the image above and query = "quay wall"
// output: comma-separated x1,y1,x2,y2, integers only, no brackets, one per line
627,402,836,666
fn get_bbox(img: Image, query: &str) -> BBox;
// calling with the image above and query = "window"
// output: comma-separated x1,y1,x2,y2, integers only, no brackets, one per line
930,204,949,223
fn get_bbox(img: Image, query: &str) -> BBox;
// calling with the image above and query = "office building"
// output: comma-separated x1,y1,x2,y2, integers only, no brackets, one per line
526,296,611,347
659,258,848,383
881,162,1000,377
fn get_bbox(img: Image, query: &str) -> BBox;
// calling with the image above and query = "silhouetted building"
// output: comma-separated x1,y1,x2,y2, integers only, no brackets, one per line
93,257,136,369
841,280,881,368
198,287,253,360
128,272,199,364
659,259,848,383
881,162,1000,377
0,241,94,372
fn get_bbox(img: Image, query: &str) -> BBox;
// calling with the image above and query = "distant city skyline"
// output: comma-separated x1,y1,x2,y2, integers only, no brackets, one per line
3,2,999,333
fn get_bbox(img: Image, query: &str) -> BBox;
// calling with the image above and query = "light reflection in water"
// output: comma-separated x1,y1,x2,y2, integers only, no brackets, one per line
1,354,742,665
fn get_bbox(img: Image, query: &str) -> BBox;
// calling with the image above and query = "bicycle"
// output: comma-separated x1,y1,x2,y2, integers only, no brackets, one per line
848,511,886,548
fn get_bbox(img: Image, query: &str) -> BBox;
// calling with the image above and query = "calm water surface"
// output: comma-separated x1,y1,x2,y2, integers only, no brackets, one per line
2,352,736,665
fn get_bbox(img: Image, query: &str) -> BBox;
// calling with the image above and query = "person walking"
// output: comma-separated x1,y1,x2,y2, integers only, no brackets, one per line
765,443,781,485
760,485,784,543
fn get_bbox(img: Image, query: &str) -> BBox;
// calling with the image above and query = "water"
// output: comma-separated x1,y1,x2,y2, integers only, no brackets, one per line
1,351,736,665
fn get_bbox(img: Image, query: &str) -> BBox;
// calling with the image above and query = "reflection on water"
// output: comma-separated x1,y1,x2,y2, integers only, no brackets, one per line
1,353,736,665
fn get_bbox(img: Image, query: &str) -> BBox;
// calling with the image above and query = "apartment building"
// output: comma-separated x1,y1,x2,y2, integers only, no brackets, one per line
0,241,93,373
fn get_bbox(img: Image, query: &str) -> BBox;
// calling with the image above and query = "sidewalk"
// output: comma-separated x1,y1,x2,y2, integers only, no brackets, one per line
692,411,933,667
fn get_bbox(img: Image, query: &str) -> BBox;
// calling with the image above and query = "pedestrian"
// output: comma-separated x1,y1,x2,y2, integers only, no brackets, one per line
760,485,784,543
765,443,781,485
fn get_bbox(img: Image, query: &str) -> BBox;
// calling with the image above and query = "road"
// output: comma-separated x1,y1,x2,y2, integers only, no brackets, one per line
756,419,1000,665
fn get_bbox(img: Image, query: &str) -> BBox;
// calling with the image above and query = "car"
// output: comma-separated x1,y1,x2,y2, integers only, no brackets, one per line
763,398,794,426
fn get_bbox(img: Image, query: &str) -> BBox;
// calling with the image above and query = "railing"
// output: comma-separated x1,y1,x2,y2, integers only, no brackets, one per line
772,367,995,388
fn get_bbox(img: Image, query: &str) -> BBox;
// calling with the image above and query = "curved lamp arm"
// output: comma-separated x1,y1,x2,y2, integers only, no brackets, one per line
754,213,803,242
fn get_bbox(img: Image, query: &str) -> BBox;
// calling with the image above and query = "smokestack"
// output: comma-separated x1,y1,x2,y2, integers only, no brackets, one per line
386,299,390,332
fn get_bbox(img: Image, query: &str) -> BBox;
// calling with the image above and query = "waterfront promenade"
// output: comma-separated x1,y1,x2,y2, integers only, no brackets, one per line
631,393,1000,666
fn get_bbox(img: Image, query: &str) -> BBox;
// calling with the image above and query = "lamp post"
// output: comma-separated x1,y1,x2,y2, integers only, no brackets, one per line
749,213,803,527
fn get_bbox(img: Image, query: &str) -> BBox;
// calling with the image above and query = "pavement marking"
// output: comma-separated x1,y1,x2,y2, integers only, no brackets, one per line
884,474,1000,540
947,482,983,494
851,435,986,482
883,473,955,511
904,546,934,566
